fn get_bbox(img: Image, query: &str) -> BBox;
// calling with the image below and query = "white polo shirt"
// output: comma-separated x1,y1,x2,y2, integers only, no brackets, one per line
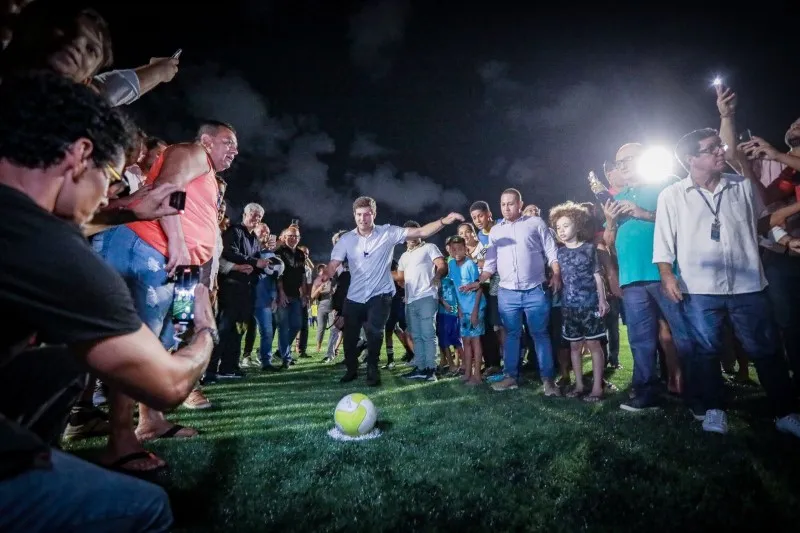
331,224,408,303
397,243,443,304
653,174,768,295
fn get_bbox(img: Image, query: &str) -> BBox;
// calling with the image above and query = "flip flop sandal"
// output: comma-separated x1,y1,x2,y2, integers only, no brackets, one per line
140,424,197,442
154,424,197,440
106,451,167,475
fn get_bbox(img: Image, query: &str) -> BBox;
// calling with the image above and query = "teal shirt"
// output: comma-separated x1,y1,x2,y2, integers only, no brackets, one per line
613,178,678,287
439,276,459,315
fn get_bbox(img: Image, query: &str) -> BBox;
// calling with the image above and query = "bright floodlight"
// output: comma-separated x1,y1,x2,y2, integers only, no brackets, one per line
637,147,673,183
712,76,723,87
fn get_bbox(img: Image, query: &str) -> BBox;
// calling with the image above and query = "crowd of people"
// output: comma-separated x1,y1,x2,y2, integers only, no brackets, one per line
1,1,800,532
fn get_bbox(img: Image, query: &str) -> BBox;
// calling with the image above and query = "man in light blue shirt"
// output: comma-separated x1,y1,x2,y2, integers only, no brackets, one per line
468,188,561,394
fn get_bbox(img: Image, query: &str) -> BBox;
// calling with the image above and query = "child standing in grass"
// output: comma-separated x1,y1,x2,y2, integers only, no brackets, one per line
446,236,485,386
438,245,463,376
549,202,610,402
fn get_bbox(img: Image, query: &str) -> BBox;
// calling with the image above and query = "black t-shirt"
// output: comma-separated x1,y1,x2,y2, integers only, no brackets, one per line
0,184,142,365
276,245,307,298
391,259,404,302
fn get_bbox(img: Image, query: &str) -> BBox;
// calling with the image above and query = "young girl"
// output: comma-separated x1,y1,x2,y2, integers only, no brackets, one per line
446,236,485,386
549,202,610,402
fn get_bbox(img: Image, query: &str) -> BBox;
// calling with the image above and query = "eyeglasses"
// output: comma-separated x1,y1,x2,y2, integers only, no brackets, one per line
696,143,728,155
603,156,636,174
105,164,122,183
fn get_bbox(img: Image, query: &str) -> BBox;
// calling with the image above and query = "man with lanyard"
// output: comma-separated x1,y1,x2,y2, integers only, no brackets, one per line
319,197,463,386
654,128,800,438
601,143,689,412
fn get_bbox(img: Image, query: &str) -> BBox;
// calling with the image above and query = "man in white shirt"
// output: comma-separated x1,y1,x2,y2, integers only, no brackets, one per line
320,197,463,386
396,221,448,381
653,128,800,438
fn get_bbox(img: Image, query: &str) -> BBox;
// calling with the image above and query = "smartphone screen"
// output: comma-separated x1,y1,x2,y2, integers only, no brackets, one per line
172,265,200,324
169,191,186,211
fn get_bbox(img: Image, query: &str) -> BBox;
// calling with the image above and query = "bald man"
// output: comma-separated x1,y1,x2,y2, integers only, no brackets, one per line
600,143,690,412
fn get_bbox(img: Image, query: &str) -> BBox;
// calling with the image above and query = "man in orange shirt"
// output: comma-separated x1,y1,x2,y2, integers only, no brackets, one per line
93,120,238,472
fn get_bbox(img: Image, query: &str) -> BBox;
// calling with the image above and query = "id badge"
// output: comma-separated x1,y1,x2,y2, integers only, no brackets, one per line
710,220,721,242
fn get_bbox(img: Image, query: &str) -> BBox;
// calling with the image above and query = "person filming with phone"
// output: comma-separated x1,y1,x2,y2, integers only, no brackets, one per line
0,72,218,532
92,119,238,473
716,81,800,395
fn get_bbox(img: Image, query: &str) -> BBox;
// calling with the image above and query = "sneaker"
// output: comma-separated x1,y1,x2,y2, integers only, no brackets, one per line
491,377,519,391
183,389,212,410
261,364,279,372
689,409,705,421
486,373,505,384
382,362,396,370
92,381,108,407
702,409,728,434
62,406,109,441
218,370,245,379
775,413,800,439
251,355,262,367
425,369,438,382
240,357,251,368
620,396,660,412
403,367,426,379
201,372,218,385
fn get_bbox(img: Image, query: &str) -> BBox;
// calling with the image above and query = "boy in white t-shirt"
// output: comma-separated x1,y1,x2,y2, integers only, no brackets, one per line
396,221,448,381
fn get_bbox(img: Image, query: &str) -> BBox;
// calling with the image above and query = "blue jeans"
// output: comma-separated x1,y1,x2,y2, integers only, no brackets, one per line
406,296,438,370
0,449,172,532
277,297,303,361
682,291,796,416
92,226,174,346
622,281,691,403
254,305,275,366
498,286,554,381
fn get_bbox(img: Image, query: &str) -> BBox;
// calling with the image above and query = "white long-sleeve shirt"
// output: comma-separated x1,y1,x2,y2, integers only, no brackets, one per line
652,174,768,295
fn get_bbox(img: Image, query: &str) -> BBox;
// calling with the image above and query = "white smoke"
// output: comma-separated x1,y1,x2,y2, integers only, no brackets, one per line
349,132,395,159
353,163,467,215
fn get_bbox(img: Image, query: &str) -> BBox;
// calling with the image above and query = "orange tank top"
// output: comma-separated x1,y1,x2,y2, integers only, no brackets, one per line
127,149,220,265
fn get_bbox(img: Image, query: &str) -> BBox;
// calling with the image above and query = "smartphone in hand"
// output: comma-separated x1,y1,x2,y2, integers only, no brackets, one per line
169,191,186,211
172,265,200,325
171,49,182,59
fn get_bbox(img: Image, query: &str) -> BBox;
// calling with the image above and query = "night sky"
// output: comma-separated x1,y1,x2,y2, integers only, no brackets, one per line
102,0,799,259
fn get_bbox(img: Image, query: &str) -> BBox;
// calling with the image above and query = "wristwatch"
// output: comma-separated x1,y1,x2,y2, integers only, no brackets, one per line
194,326,220,346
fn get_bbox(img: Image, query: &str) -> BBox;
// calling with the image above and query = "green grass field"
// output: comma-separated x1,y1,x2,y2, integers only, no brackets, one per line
68,329,800,532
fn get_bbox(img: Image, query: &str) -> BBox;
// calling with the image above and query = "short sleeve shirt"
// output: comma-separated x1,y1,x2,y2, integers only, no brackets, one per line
331,224,407,303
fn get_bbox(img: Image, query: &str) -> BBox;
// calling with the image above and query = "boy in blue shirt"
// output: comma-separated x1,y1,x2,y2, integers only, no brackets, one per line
447,236,485,386
437,248,462,376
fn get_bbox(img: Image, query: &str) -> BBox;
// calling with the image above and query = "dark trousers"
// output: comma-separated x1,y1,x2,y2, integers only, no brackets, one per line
682,290,796,416
342,293,392,373
298,305,309,355
0,346,87,446
763,250,800,392
209,280,253,375
243,314,257,356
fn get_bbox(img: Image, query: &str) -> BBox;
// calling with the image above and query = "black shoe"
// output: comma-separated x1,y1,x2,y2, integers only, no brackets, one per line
340,371,358,383
201,372,218,385
299,352,312,358
261,365,279,372
425,369,438,382
403,367,426,379
366,367,381,387
402,351,414,363
620,396,660,412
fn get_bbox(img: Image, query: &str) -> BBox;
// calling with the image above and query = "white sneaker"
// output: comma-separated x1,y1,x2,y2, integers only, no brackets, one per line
775,413,800,439
240,357,251,368
701,409,728,434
